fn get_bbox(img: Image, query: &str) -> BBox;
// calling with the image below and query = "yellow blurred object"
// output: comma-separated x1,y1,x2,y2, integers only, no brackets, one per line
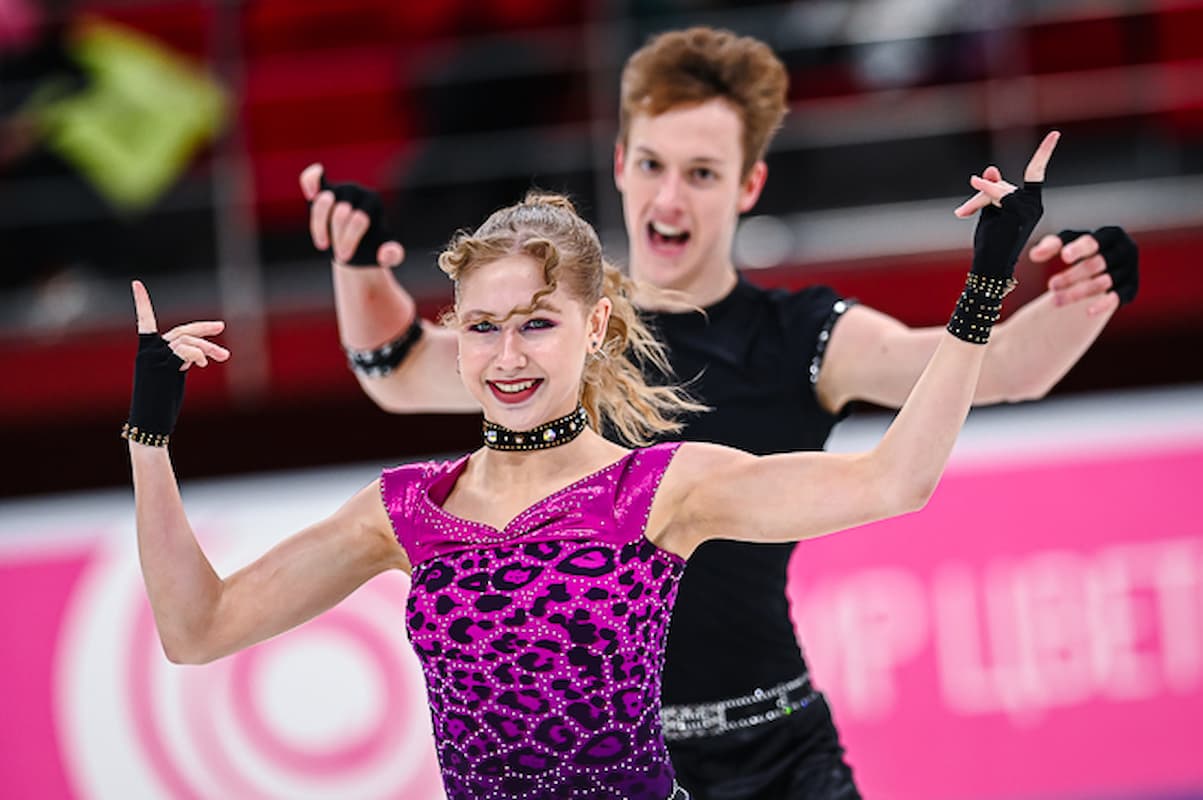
28,17,227,213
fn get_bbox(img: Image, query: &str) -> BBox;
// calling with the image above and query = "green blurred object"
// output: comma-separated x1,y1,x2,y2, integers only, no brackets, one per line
27,17,227,213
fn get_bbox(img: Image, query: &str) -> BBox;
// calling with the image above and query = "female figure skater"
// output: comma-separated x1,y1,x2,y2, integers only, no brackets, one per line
125,134,1054,800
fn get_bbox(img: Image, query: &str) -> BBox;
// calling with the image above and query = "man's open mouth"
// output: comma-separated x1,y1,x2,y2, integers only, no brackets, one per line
648,220,691,248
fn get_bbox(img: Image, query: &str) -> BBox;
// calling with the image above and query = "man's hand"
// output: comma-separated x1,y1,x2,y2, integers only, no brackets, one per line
300,163,405,269
1030,226,1139,315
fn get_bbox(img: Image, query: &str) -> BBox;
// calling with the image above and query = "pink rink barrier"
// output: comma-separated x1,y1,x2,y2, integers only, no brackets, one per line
789,441,1203,800
1,391,1201,799
0,468,450,800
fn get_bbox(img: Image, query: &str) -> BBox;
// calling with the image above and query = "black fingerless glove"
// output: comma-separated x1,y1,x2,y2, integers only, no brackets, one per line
949,182,1044,344
123,333,186,447
317,175,390,267
972,182,1043,280
1057,226,1139,305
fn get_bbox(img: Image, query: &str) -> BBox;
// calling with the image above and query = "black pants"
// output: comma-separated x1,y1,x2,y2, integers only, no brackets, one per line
667,695,861,800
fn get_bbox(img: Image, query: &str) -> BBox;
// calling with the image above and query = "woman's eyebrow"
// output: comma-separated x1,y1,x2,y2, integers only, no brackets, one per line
459,310,496,323
460,300,562,323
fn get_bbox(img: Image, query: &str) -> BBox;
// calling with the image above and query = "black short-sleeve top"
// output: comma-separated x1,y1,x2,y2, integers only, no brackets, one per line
643,275,853,705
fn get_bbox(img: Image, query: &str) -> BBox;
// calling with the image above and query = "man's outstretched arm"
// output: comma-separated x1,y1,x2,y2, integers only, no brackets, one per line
816,225,1138,413
301,164,478,413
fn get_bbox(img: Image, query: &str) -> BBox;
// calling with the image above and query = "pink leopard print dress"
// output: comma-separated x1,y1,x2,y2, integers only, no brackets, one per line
381,443,685,799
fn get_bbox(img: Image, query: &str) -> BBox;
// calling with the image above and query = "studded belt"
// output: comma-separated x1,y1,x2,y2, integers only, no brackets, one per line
660,673,820,741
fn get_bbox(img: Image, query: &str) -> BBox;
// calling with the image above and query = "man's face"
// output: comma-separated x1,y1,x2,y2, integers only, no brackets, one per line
615,98,766,296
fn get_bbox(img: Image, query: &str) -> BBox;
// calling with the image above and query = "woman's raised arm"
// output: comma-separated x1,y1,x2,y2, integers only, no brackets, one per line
652,132,1061,557
127,281,408,664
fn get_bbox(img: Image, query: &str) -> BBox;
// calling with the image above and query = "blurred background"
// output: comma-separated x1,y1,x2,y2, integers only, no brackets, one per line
1,0,1201,798
1,0,1201,494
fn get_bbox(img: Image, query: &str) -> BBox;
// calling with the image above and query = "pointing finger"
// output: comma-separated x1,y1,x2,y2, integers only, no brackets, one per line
132,280,158,334
1023,130,1060,183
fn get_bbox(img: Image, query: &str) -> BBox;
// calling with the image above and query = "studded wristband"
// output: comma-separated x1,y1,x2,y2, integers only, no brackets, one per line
947,273,1018,345
345,319,424,378
121,423,170,447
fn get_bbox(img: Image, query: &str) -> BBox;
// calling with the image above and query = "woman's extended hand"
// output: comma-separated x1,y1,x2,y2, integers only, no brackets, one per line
953,130,1060,217
131,280,230,369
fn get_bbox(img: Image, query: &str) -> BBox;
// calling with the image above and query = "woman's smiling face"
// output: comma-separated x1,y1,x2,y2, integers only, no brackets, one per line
455,254,610,431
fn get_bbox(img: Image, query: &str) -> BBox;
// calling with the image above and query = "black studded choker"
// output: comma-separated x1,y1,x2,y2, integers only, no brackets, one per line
483,405,589,451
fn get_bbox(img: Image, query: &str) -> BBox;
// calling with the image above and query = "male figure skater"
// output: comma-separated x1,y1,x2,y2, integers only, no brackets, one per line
302,27,1138,799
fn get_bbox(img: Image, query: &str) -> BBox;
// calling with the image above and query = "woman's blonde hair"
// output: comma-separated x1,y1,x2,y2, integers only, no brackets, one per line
437,192,706,445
